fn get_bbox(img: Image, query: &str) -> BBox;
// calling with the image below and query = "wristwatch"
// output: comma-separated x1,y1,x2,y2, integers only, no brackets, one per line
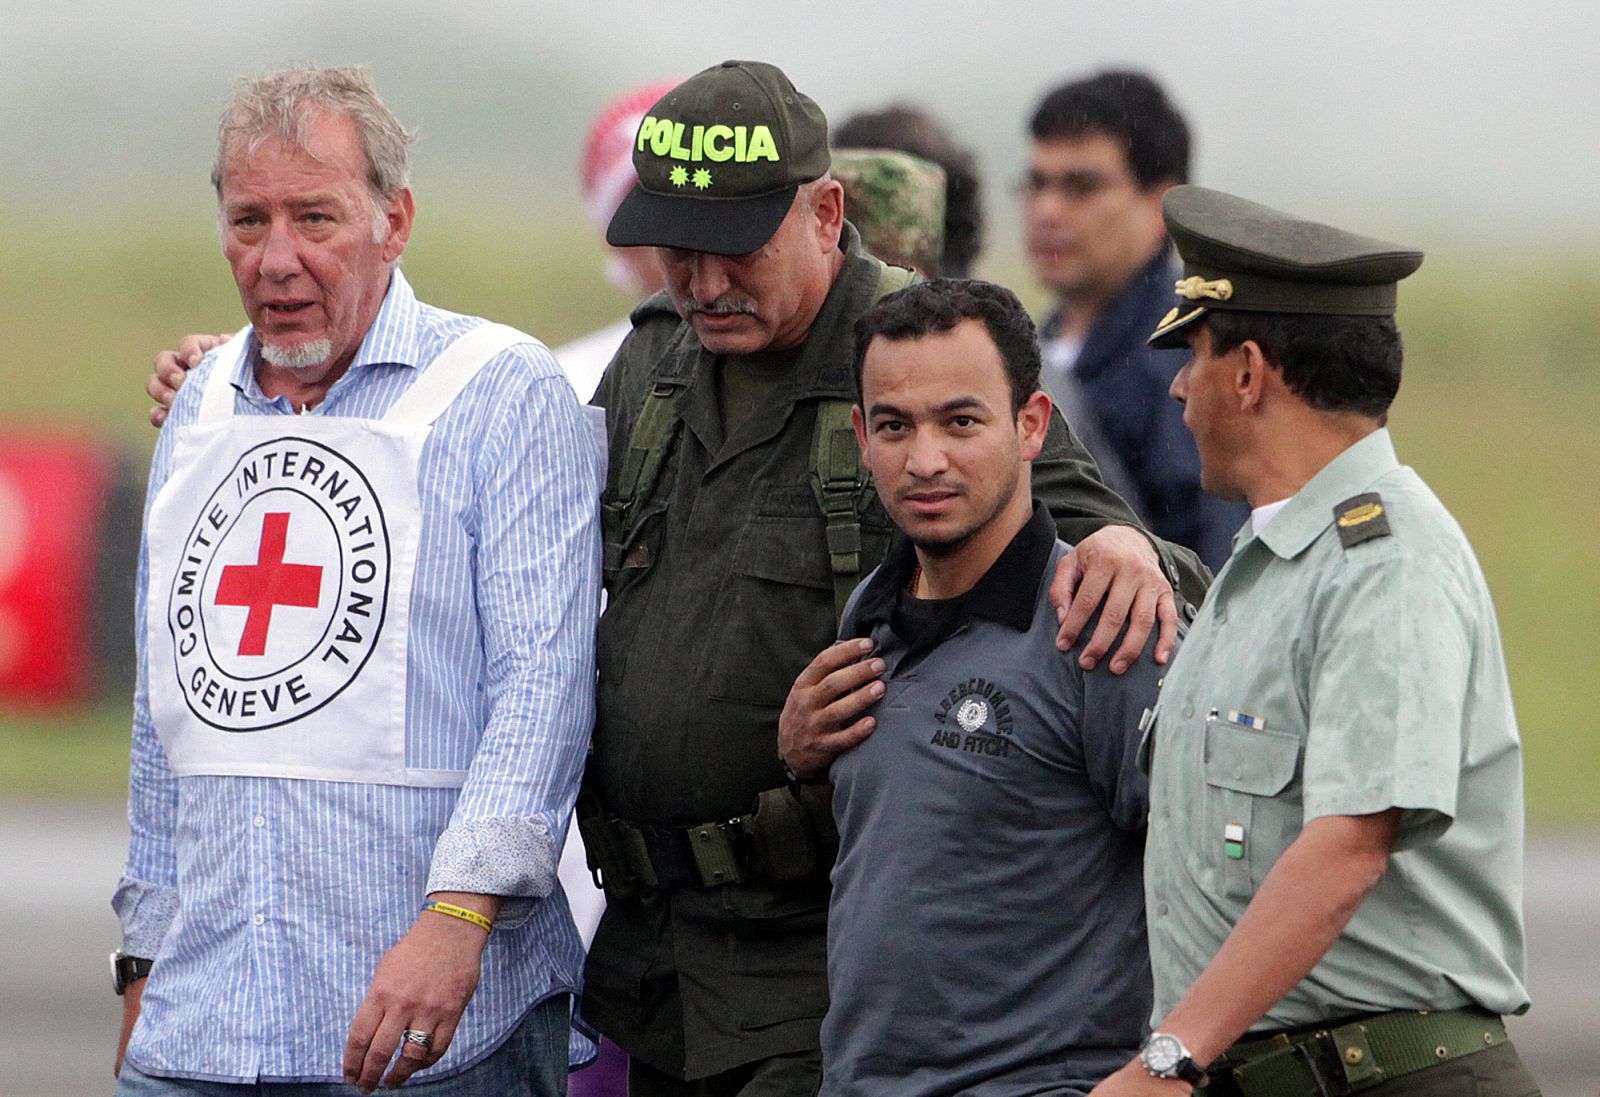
781,758,830,787
1140,1031,1208,1086
110,950,153,996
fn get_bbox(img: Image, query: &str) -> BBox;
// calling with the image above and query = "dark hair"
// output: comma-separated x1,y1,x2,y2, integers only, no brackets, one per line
1202,311,1403,420
833,105,982,277
853,279,1041,413
1029,70,1190,188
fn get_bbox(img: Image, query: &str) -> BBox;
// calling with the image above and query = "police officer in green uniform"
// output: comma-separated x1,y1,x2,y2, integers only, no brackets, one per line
1089,187,1539,1097
581,61,1210,1096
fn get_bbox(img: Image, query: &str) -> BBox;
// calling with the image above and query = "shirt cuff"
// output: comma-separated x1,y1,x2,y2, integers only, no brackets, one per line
112,875,179,958
426,817,558,930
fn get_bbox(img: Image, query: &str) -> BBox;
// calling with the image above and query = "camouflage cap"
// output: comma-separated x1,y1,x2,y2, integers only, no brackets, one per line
1148,185,1424,349
606,60,831,256
832,148,946,275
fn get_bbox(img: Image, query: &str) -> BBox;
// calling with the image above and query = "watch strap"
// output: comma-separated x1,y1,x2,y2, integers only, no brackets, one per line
111,952,154,995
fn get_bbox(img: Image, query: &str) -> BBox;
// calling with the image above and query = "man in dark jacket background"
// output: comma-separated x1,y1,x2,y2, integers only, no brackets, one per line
1023,70,1248,570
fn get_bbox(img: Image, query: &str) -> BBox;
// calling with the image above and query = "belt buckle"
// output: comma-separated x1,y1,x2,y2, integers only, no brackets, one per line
686,818,750,887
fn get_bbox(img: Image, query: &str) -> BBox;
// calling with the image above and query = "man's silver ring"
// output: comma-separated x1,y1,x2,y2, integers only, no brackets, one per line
401,1028,434,1049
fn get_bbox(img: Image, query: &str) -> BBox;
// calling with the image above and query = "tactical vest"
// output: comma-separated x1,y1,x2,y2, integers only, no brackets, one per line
601,260,917,621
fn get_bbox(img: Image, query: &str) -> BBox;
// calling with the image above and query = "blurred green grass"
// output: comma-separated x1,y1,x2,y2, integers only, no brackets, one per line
3,200,1596,828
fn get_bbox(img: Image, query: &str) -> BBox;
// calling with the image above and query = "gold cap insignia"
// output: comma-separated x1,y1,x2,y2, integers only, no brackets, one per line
1175,276,1234,302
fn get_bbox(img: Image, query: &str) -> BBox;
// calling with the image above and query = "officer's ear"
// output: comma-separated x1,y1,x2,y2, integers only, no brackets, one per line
851,402,868,454
809,178,845,253
1234,339,1270,413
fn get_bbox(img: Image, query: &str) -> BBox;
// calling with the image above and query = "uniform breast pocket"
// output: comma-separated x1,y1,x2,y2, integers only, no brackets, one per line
1202,716,1302,899
708,512,837,709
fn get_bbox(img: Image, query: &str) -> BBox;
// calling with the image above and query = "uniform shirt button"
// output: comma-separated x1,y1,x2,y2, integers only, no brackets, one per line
253,913,266,926
1157,903,1169,916
1182,704,1195,719
1215,610,1228,624
253,815,266,828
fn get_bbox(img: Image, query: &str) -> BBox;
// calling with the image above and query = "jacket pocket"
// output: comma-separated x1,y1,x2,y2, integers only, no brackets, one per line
708,512,837,708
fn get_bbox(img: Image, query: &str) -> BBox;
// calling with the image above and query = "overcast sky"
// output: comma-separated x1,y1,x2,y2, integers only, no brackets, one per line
5,0,1598,250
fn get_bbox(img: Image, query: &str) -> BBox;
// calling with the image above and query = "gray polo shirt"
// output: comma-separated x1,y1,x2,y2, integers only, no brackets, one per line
821,505,1163,1097
1145,429,1529,1028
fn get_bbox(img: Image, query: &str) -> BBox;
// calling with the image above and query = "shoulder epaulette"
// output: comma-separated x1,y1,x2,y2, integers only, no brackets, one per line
1334,492,1391,549
628,289,680,326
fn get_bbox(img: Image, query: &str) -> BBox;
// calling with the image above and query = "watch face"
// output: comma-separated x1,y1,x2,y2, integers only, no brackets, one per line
1144,1033,1183,1074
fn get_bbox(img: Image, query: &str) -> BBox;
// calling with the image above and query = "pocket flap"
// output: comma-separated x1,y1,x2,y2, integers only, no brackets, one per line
1204,720,1300,796
733,513,832,589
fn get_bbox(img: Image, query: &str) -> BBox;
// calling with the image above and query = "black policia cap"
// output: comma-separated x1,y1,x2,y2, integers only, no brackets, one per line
606,60,831,257
1148,186,1425,349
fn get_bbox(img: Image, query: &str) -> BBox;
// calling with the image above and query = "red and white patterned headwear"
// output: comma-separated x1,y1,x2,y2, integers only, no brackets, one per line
581,79,682,233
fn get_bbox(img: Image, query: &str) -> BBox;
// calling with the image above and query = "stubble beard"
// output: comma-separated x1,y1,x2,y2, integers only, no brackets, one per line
902,464,1022,560
260,339,335,372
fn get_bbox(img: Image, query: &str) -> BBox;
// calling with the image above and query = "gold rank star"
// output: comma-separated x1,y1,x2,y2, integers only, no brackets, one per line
669,165,689,187
692,168,712,190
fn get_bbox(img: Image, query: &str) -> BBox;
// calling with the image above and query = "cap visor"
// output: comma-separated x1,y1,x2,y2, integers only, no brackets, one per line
607,184,798,257
1147,305,1208,350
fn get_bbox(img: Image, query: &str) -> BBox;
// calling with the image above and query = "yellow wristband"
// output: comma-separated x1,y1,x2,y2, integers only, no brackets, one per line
421,900,493,933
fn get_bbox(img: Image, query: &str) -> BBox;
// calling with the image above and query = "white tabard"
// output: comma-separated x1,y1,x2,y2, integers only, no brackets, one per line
144,323,532,787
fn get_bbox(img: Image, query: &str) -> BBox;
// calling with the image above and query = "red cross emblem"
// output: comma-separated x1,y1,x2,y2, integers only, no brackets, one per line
214,512,324,656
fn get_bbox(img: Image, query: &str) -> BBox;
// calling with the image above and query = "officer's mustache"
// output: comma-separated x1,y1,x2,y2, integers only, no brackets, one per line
684,295,759,316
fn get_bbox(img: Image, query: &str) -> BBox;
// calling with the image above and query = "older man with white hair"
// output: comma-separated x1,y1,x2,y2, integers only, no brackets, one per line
111,66,600,1095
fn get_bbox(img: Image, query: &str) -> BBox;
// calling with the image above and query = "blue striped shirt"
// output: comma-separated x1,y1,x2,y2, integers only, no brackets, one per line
113,271,602,1083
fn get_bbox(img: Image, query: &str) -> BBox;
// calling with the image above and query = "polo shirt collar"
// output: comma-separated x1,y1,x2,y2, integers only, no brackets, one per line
1254,428,1400,559
850,501,1056,638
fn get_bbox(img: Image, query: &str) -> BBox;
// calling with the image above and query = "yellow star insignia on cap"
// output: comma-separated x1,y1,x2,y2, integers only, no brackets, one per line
669,166,689,187
692,168,712,190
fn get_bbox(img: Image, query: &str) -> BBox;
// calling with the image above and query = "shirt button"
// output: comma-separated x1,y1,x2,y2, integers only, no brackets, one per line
253,913,265,926
1215,610,1228,624
1157,903,1169,916
1182,704,1195,719
253,815,266,828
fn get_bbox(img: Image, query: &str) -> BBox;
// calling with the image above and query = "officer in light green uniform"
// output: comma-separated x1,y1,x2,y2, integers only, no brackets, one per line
1088,187,1539,1097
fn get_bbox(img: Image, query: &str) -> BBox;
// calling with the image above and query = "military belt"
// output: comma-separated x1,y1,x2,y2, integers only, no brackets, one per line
1202,1008,1508,1097
578,785,834,900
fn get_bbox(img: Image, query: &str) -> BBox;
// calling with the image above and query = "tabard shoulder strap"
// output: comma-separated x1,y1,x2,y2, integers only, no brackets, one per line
810,260,919,622
194,327,253,426
383,323,535,428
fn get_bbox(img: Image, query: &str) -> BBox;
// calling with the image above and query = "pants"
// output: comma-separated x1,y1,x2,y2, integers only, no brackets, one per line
627,1049,821,1097
115,993,571,1097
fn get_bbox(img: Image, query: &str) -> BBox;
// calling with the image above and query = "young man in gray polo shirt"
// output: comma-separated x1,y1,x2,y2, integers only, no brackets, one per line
780,279,1165,1096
